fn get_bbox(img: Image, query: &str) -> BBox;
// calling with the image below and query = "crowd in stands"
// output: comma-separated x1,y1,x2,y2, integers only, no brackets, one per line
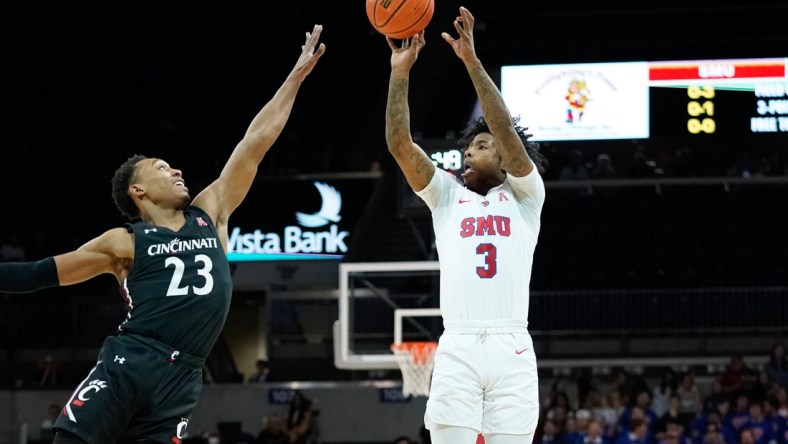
536,345,788,444
545,144,788,182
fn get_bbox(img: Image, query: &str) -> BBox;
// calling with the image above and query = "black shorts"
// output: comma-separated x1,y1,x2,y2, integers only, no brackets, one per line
53,334,204,444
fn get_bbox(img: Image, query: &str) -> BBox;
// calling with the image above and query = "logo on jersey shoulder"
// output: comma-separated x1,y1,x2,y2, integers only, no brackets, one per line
172,417,190,444
460,215,512,238
147,237,219,256
482,201,490,207
196,217,208,227
295,182,342,228
144,228,158,234
459,199,471,204
73,379,107,407
114,355,126,364
499,192,509,202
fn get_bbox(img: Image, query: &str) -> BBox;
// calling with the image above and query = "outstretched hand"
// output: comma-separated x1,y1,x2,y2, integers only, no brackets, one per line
441,7,477,63
291,24,326,80
387,31,426,74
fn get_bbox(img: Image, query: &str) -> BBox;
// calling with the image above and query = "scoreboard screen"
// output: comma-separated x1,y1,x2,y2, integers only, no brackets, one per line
501,57,788,142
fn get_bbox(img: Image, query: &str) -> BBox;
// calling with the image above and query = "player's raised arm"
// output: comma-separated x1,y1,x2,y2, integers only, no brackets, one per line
193,25,326,226
442,7,534,178
0,228,134,293
385,32,435,192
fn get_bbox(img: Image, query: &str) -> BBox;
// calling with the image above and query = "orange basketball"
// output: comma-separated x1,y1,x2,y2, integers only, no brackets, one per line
366,0,435,39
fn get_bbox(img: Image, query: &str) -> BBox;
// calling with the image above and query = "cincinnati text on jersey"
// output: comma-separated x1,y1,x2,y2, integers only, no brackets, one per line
147,237,220,256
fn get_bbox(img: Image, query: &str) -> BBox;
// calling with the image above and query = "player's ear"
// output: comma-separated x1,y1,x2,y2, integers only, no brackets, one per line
129,184,145,198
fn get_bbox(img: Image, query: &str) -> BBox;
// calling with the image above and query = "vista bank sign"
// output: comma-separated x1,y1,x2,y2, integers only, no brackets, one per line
227,182,351,261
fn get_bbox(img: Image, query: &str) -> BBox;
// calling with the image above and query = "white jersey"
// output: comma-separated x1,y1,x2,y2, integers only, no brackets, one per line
416,168,545,323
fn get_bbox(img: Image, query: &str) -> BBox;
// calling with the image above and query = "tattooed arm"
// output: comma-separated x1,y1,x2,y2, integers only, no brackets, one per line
442,7,534,177
385,32,435,192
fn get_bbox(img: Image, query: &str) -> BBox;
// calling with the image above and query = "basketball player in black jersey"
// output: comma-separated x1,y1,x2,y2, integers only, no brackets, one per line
0,25,325,444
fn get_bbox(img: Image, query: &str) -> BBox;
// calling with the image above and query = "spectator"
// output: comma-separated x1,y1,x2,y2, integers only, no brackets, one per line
719,356,748,395
564,409,593,444
36,355,61,388
702,379,725,415
662,421,692,444
584,419,609,444
728,151,763,178
626,150,657,178
559,150,591,181
743,402,773,444
620,391,659,433
591,154,618,180
671,147,696,178
249,359,270,384
595,390,624,442
764,343,788,390
563,416,578,444
775,387,788,417
392,436,412,444
656,395,686,437
739,428,755,444
653,370,678,417
676,373,702,423
694,411,735,444
728,394,751,432
538,419,559,444
701,422,727,444
286,391,317,444
546,380,572,412
40,403,60,440
616,418,649,444
257,416,288,444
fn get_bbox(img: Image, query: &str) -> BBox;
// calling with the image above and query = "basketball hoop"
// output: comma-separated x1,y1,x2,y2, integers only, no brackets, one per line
390,341,438,397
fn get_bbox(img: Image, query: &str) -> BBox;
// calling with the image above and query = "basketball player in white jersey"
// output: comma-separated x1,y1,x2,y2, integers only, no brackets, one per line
384,7,546,444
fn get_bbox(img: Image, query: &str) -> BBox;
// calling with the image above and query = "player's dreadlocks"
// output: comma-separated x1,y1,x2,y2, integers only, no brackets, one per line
458,116,546,174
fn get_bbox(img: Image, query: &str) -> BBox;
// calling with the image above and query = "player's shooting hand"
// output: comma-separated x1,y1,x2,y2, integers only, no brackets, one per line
291,24,326,81
441,7,478,64
387,31,426,74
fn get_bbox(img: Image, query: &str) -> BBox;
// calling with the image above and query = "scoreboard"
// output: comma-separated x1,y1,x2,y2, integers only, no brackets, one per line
418,58,788,175
500,57,788,142
648,58,788,137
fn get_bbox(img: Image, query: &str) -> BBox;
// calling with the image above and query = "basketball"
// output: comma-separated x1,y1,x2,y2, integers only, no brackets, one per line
366,0,435,39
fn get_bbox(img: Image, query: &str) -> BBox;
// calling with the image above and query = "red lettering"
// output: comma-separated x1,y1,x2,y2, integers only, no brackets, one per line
459,215,512,238
475,216,496,236
460,217,475,238
494,216,511,236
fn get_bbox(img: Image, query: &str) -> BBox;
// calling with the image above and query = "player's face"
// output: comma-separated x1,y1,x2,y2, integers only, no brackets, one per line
133,158,190,206
461,132,504,188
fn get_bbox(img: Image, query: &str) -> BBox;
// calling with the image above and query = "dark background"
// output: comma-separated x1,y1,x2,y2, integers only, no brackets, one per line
2,0,788,248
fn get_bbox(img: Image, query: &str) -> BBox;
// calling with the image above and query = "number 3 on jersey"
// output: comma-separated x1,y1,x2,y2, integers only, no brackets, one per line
476,243,497,278
165,254,214,296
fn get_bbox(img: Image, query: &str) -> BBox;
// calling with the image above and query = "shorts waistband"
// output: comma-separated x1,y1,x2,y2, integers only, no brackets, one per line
443,319,529,334
122,333,205,370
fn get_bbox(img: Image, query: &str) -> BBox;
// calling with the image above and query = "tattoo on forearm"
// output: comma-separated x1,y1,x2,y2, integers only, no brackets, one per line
468,65,530,172
468,65,510,132
385,77,411,149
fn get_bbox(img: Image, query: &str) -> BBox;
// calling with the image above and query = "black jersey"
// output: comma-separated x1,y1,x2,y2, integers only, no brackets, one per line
120,206,232,358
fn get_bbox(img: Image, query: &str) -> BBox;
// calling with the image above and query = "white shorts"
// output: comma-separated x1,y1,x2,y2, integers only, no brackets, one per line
424,320,539,435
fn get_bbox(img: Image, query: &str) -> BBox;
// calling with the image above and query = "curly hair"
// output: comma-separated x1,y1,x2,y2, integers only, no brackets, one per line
111,155,147,220
457,116,546,174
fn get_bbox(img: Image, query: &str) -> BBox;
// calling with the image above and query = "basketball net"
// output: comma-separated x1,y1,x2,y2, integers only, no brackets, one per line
390,341,438,397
